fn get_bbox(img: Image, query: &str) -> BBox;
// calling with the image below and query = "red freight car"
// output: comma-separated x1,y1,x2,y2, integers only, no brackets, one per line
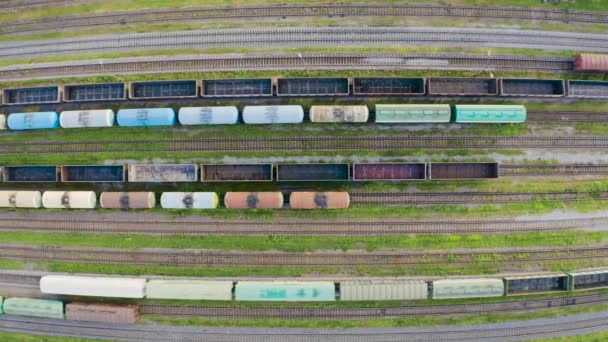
574,54,608,72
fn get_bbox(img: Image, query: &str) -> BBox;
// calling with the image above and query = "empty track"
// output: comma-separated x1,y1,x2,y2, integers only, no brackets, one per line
501,163,608,176
528,111,608,123
2,244,608,267
3,4,608,36
2,27,607,60
0,53,573,81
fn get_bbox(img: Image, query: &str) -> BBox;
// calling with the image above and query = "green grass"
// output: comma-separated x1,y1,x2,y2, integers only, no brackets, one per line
0,231,603,252
142,302,608,328
532,330,608,342
0,332,111,342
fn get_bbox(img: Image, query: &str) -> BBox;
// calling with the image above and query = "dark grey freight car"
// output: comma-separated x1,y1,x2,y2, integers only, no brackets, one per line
2,86,60,105
427,78,498,96
277,78,349,96
500,79,565,97
201,164,273,182
353,77,425,95
429,163,499,180
2,166,59,182
353,163,426,181
64,83,126,102
202,79,272,97
570,270,608,291
277,163,350,181
129,80,197,99
505,274,568,295
60,165,125,182
567,80,608,98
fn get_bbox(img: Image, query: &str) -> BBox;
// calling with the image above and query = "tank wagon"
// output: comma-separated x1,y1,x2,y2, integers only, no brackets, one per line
242,105,304,124
224,192,284,209
178,106,238,125
160,192,219,209
7,111,59,130
116,108,175,127
309,105,369,123
41,191,97,209
100,192,156,209
59,109,115,128
289,192,350,209
0,114,6,130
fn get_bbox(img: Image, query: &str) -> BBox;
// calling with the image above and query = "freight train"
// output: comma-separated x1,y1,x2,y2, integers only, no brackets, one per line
0,104,527,130
0,163,500,183
0,270,605,324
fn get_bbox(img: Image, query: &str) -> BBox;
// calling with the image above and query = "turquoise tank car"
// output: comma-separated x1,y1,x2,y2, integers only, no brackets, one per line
7,112,59,130
454,105,526,123
116,108,176,127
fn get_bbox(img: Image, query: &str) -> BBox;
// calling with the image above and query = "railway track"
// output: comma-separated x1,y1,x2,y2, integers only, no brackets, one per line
0,53,573,81
2,27,607,61
528,111,608,123
2,311,608,341
501,163,608,176
3,4,608,36
2,244,607,267
2,135,607,154
0,213,604,236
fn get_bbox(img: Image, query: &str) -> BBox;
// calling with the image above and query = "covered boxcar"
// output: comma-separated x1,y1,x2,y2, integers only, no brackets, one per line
289,192,350,209
242,105,304,124
0,114,5,130
432,279,504,299
504,274,569,295
41,191,97,209
309,105,369,123
178,106,238,125
59,110,115,128
100,192,156,209
454,105,526,123
146,280,233,300
374,104,451,123
353,163,426,181
340,280,428,301
201,164,273,182
2,166,58,182
160,192,219,209
7,112,59,130
116,108,175,127
235,281,336,301
40,275,146,298
66,302,139,324
127,164,198,182
224,192,284,209
0,191,42,208
569,270,608,291
574,53,608,72
3,298,64,319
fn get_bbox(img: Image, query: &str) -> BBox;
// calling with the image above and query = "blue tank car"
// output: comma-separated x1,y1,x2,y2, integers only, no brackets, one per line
7,112,59,130
116,108,176,127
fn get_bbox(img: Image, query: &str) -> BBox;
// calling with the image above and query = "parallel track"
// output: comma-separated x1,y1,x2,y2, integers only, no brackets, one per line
528,111,608,123
2,27,608,60
2,136,607,154
2,4,608,35
501,163,608,176
0,53,573,81
1,244,607,267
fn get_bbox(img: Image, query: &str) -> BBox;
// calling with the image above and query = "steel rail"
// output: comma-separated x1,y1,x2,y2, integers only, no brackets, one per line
2,4,608,35
1,27,607,60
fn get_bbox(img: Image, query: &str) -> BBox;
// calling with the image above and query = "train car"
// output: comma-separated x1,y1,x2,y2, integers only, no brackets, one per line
353,163,426,181
428,162,499,180
454,105,526,123
427,77,498,96
0,191,42,208
116,108,176,127
0,114,6,130
146,280,233,300
242,105,304,124
2,86,61,105
277,78,349,96
202,78,272,97
59,110,115,128
2,166,59,182
41,191,97,209
127,164,198,182
374,104,451,123
504,274,569,296
178,106,239,125
432,279,504,299
500,79,565,97
40,275,146,298
129,80,197,100
277,163,350,181
574,53,608,72
289,192,350,209
567,80,608,99
7,112,59,130
340,280,428,301
569,270,608,291
64,83,126,102
309,105,369,123
3,298,64,319
201,164,273,182
353,77,425,96
235,281,336,301
66,302,139,324
100,192,156,209
60,165,125,182
224,192,284,209
160,192,219,209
